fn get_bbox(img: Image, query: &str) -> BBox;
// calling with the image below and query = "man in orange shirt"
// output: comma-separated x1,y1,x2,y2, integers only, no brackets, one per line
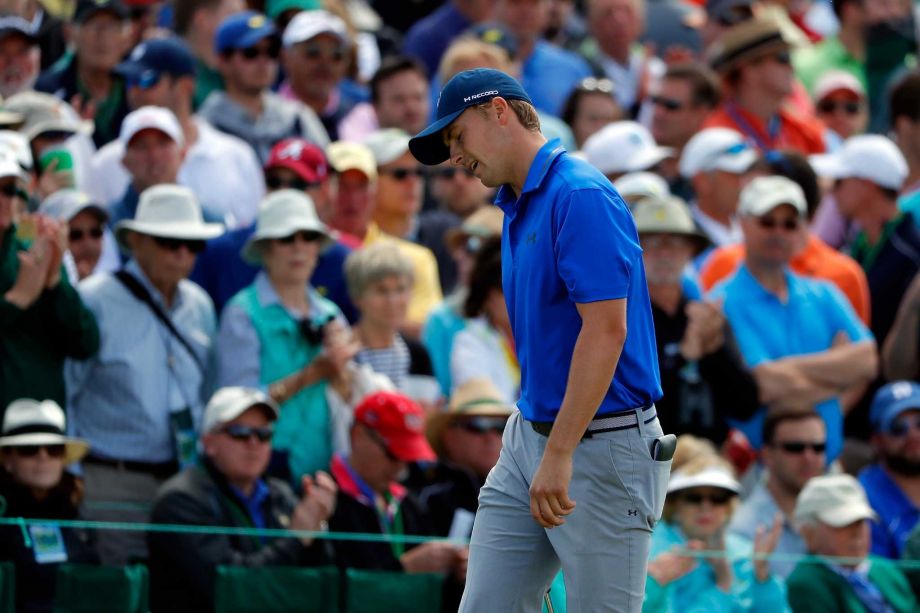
699,150,870,324
705,14,825,155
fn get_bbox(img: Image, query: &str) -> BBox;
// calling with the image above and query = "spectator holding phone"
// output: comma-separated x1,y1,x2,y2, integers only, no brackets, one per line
216,189,358,483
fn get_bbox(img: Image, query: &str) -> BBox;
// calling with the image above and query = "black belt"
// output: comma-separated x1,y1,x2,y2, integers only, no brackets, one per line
529,405,657,439
84,455,178,479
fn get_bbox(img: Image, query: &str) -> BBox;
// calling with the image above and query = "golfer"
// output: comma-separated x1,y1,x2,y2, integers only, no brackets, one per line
409,68,674,612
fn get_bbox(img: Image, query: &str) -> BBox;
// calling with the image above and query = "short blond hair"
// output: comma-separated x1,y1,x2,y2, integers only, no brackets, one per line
344,242,414,300
438,38,512,83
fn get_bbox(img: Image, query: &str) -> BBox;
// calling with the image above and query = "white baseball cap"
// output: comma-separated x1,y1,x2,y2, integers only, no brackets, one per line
613,171,670,202
667,466,742,495
738,175,807,217
282,9,349,48
809,134,908,191
119,105,184,147
814,70,865,103
115,184,224,248
679,127,758,178
202,387,280,434
583,121,673,176
39,189,108,223
794,474,877,528
242,189,332,263
364,128,412,167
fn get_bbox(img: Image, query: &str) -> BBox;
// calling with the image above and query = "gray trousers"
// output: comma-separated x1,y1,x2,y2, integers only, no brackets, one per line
81,462,166,566
459,408,671,613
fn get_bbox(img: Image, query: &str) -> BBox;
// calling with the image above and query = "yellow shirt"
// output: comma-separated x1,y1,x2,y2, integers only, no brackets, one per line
363,223,443,325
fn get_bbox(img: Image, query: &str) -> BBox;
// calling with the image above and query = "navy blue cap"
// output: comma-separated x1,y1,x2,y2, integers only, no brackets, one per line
116,37,196,84
409,68,532,166
214,11,277,55
75,0,127,24
870,381,920,433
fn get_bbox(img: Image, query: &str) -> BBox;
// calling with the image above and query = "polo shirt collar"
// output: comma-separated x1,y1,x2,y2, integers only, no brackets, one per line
495,138,564,208
254,270,328,319
736,263,800,302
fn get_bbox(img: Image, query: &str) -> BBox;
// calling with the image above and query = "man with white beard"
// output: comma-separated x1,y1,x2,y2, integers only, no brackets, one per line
0,17,40,98
636,193,760,445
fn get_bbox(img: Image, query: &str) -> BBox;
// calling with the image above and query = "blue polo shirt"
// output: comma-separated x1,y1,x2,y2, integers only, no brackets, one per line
495,139,661,423
858,463,919,559
708,265,873,461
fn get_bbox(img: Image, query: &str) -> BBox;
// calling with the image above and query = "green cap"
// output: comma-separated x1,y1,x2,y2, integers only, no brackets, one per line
265,0,320,20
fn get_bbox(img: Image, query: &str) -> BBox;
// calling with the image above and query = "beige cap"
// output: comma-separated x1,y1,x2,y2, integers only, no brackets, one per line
202,387,280,434
794,474,877,528
737,175,806,218
444,206,504,251
364,128,411,166
327,141,377,181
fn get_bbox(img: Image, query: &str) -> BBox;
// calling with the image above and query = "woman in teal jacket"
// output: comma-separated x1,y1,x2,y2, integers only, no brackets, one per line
644,457,788,613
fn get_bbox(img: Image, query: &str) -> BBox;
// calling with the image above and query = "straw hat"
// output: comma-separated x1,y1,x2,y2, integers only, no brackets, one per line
0,399,89,465
426,378,512,455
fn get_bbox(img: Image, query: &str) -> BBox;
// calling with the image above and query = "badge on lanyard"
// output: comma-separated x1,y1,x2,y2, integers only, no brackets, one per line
29,524,68,564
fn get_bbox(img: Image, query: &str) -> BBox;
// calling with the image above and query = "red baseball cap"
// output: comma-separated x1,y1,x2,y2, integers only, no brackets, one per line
354,391,436,463
265,138,328,184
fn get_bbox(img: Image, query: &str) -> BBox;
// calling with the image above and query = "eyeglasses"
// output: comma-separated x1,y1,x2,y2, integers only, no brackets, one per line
453,416,507,435
69,226,104,242
302,44,348,63
277,230,325,245
12,444,66,458
577,76,614,94
888,414,920,437
756,216,799,232
220,424,274,443
364,425,401,462
126,69,160,90
434,167,474,180
237,41,280,61
381,167,425,181
776,441,827,454
651,95,685,111
265,176,319,191
817,100,862,115
152,236,207,253
679,490,734,506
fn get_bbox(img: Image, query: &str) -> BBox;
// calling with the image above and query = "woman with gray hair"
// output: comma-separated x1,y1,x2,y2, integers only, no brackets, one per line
215,190,359,484
345,242,437,402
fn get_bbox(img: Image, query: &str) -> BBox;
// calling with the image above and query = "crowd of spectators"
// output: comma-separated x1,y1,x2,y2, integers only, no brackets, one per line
3,0,920,611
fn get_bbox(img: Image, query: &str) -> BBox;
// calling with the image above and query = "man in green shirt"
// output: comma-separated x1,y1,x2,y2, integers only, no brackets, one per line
793,0,866,94
173,0,244,109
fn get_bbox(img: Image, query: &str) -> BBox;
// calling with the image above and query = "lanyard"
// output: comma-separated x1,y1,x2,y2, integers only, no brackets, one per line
724,101,781,152
376,493,405,559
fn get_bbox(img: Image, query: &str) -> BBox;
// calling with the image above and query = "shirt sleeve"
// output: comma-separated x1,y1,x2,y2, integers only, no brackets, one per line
406,248,443,326
214,304,263,389
554,188,642,304
819,280,874,344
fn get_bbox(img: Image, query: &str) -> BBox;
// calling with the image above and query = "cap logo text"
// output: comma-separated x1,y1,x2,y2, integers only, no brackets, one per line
464,89,499,103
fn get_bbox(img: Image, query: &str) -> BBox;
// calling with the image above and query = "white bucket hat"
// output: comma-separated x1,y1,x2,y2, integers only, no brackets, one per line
0,399,89,465
202,387,280,434
114,184,224,250
242,189,332,264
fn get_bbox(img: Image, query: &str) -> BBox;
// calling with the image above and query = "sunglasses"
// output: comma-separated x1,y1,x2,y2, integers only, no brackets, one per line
302,44,348,62
265,176,319,191
0,182,22,198
12,444,66,458
221,424,274,443
364,425,400,462
757,216,799,232
770,51,792,66
381,167,425,181
126,70,160,90
237,41,280,61
152,236,207,253
277,230,325,245
679,490,734,506
453,416,507,435
577,76,615,94
69,226,104,242
434,167,475,180
888,414,920,437
817,100,861,115
776,441,827,454
651,95,684,111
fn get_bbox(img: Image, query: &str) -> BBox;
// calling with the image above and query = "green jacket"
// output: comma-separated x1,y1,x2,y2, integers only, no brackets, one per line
787,557,918,613
0,225,99,415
